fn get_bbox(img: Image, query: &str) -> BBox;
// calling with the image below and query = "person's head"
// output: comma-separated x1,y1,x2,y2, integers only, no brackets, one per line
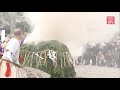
13,28,23,40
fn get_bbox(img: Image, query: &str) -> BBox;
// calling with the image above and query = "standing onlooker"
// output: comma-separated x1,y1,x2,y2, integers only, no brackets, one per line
83,44,91,65
96,52,105,66
0,37,10,58
104,50,113,67
1,37,10,52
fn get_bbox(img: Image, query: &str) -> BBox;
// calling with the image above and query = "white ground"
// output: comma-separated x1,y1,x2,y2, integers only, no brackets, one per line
75,65,120,78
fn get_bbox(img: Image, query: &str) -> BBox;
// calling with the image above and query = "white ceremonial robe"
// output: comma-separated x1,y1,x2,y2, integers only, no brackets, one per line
0,38,20,78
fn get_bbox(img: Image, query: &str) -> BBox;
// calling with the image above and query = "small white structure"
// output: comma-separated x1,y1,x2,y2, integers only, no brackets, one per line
1,30,5,42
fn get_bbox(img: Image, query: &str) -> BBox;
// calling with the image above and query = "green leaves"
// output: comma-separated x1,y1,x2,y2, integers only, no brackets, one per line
21,40,76,78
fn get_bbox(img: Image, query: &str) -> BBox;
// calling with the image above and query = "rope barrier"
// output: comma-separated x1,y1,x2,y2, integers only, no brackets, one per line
21,49,73,68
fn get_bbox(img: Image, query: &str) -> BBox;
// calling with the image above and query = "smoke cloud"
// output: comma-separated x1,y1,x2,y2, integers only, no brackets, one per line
23,12,119,57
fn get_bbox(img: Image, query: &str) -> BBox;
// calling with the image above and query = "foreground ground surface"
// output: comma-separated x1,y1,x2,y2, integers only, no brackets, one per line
75,65,120,78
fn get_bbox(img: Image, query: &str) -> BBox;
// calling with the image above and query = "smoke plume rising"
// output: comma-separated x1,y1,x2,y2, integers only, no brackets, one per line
23,12,119,57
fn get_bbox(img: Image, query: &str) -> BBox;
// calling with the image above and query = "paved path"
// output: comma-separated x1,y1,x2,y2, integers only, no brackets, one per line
75,65,120,78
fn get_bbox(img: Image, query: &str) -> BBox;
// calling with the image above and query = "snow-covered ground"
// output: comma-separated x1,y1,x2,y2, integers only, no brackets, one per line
75,65,120,78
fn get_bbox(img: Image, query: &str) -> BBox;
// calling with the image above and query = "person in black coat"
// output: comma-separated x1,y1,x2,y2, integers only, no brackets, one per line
83,44,91,65
104,50,113,67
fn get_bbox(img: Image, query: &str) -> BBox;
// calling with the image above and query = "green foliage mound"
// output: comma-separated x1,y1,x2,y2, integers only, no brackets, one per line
22,40,76,78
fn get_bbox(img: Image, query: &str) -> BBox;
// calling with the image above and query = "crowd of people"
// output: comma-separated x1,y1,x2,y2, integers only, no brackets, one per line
77,37,120,68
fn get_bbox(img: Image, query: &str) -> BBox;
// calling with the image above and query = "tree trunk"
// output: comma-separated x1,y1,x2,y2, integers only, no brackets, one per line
10,12,17,35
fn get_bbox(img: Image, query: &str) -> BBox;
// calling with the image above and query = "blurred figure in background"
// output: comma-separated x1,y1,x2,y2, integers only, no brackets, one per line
104,50,113,67
83,43,91,65
90,44,99,65
1,37,10,51
96,52,105,66
0,37,10,59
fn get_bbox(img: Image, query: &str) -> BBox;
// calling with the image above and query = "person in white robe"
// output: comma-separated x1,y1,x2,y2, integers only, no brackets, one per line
0,29,23,78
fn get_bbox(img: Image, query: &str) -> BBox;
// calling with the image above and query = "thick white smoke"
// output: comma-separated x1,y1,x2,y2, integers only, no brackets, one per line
23,12,119,57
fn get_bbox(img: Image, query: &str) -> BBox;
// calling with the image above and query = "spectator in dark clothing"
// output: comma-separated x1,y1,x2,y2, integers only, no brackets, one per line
96,52,105,66
91,45,99,65
77,56,82,64
83,44,91,65
104,50,113,67
83,44,98,65
81,36,119,68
